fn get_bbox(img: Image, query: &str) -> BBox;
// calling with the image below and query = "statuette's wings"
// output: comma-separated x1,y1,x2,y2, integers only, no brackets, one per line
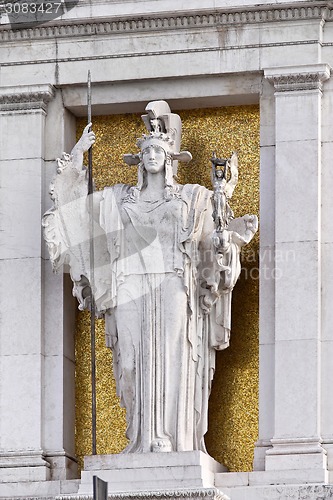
225,152,239,200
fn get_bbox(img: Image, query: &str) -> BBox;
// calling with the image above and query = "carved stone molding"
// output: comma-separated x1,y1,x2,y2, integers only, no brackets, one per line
0,84,55,112
0,450,50,468
55,489,229,500
0,1,331,42
261,485,333,499
1,495,53,500
264,64,331,93
4,485,333,500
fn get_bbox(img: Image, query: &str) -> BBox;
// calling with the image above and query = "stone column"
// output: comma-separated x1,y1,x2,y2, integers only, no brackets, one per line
253,78,276,471
42,89,78,481
261,64,330,480
0,85,77,482
320,73,333,477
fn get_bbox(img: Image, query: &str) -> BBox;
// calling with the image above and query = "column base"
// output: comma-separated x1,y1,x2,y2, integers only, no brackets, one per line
253,440,272,471
45,452,78,480
322,442,333,471
0,451,51,482
265,438,327,471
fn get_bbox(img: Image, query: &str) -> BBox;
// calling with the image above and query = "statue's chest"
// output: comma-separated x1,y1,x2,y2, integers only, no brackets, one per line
118,198,183,273
121,199,181,239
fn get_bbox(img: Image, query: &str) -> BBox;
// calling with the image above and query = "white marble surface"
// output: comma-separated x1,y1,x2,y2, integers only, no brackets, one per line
319,243,333,342
258,246,275,345
0,353,44,450
275,94,320,143
266,453,327,471
84,451,224,471
0,479,80,497
0,109,45,160
275,139,320,243
215,472,249,488
0,258,42,356
43,355,72,450
0,159,43,261
259,147,275,247
321,141,333,244
321,340,333,437
249,468,329,486
275,241,320,341
257,343,275,440
62,74,260,117
320,74,333,464
273,338,320,438
44,91,76,162
321,80,333,142
253,78,276,471
79,451,223,494
0,64,56,88
259,80,275,148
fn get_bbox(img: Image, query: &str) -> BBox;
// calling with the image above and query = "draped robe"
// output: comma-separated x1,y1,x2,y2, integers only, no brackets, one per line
42,155,252,454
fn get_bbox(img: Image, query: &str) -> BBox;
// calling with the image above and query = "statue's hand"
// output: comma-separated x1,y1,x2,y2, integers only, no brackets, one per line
212,229,231,252
227,215,258,245
199,286,219,314
72,123,96,155
243,214,258,239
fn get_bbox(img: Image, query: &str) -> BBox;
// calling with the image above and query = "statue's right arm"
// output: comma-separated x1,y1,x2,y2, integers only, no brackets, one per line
43,124,115,315
42,123,99,272
49,123,100,214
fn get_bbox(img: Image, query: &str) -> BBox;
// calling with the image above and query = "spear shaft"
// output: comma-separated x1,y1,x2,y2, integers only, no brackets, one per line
87,70,97,455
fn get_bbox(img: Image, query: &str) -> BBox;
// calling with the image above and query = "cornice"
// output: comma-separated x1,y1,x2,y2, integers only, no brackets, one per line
264,64,331,92
0,2,331,42
0,84,55,112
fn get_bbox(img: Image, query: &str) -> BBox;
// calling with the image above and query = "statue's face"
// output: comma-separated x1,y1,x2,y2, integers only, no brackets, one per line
142,145,166,174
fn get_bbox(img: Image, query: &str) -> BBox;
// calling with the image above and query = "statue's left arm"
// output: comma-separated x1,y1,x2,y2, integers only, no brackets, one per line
199,194,258,349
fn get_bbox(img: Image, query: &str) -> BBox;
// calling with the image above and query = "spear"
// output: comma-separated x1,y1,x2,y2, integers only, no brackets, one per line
87,70,97,455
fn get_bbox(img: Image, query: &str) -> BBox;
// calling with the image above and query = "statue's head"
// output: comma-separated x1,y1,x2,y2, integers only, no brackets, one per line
139,132,173,166
123,101,192,199
141,143,167,175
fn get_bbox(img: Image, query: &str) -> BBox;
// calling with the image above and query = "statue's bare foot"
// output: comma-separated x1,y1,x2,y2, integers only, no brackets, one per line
151,438,172,452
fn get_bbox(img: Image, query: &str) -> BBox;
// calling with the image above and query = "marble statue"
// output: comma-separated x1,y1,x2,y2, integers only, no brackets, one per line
42,100,258,454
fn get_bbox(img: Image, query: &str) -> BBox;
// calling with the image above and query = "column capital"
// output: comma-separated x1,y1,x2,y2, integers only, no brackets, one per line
264,64,331,93
0,84,55,112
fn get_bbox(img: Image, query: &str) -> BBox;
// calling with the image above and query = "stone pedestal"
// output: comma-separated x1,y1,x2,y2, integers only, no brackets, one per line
78,452,226,496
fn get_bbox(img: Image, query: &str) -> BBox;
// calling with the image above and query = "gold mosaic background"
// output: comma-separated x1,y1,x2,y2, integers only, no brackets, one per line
75,106,259,472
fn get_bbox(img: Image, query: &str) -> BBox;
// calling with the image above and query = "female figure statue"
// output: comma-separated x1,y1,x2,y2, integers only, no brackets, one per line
42,101,257,455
